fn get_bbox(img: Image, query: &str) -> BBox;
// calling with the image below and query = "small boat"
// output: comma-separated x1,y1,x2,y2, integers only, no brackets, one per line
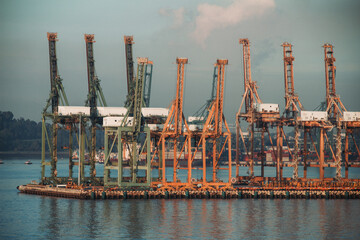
25,160,32,165
0,160,3,164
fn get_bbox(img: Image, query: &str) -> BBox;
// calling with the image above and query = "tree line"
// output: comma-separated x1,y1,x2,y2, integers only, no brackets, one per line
0,111,43,151
0,111,104,152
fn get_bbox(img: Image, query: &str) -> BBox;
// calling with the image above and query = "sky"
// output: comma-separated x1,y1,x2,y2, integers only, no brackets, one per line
1,0,360,124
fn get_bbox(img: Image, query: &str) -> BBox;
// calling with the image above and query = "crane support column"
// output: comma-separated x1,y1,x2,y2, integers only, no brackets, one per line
335,120,342,180
304,128,308,179
261,128,265,177
319,128,325,181
344,128,349,179
293,115,300,180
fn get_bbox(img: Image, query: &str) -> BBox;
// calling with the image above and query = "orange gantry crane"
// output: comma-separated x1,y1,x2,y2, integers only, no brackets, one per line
281,42,332,182
282,42,343,183
236,38,280,182
281,43,359,183
322,44,360,180
236,38,261,179
323,43,345,180
281,42,303,180
190,59,233,189
151,58,192,190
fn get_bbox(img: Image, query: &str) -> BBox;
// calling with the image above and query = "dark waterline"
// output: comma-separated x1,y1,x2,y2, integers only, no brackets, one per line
1,159,360,239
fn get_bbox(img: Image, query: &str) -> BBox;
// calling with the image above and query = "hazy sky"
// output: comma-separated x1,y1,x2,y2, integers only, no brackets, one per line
1,0,360,123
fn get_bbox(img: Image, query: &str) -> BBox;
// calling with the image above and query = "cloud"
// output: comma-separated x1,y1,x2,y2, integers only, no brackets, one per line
192,0,275,47
159,7,185,28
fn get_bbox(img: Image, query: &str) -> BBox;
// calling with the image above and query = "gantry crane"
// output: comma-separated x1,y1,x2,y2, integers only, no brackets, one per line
282,43,337,182
150,58,192,190
281,43,304,180
323,44,360,180
190,59,232,189
41,32,70,182
323,44,343,180
236,38,261,179
84,34,107,182
236,38,280,182
103,58,151,187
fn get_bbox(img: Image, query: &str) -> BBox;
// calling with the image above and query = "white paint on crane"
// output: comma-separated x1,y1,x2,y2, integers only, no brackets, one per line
142,108,169,117
58,106,90,116
300,111,328,121
188,116,205,123
343,112,360,121
97,107,127,116
147,124,164,131
186,124,203,131
254,103,279,113
103,117,133,127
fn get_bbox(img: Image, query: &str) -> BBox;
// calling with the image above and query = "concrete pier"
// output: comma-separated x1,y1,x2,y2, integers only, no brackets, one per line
17,184,360,200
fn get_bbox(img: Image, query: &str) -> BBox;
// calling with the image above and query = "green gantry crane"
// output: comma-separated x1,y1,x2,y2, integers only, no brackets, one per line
84,34,107,183
103,57,151,187
41,32,70,183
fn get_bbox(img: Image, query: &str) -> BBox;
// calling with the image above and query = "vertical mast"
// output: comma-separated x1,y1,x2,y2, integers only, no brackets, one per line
239,38,253,113
214,59,228,135
174,58,188,135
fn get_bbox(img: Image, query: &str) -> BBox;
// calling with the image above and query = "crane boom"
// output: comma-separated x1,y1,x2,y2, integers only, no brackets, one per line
132,58,148,133
43,33,69,114
143,61,153,107
84,34,107,109
124,36,135,95
238,38,261,116
323,44,346,120
282,42,303,118
48,33,59,113
84,34,97,114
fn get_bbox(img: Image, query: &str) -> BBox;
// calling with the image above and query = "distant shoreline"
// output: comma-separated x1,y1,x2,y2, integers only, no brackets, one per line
0,151,69,159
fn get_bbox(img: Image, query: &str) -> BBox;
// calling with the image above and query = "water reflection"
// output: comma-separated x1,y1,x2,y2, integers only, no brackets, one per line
209,200,224,238
6,160,360,239
169,200,181,239
86,201,98,239
34,198,360,239
39,198,58,239
244,199,256,236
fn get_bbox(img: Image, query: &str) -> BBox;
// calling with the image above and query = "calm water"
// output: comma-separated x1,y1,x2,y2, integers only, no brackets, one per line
1,159,360,239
